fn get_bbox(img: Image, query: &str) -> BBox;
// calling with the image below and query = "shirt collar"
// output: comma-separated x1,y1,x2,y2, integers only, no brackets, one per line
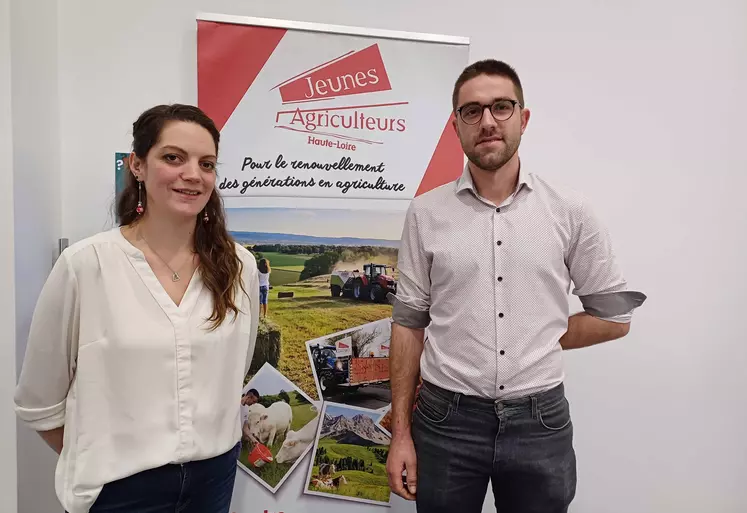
455,159,534,197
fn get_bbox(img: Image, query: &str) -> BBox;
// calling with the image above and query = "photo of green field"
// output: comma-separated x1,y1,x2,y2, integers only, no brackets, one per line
257,251,311,286
304,403,392,505
228,207,406,402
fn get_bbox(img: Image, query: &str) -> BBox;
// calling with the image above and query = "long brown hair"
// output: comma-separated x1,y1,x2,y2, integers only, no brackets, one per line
258,258,271,274
116,104,246,330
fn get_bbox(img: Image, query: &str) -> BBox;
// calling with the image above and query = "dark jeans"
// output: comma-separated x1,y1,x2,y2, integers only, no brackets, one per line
80,442,240,513
412,381,576,513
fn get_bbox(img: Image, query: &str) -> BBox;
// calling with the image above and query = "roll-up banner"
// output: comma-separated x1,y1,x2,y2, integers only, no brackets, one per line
194,13,471,512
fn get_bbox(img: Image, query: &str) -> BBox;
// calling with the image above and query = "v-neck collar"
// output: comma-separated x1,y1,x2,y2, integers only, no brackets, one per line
111,227,203,320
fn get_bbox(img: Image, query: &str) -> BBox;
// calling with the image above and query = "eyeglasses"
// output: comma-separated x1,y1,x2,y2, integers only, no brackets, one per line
457,99,521,125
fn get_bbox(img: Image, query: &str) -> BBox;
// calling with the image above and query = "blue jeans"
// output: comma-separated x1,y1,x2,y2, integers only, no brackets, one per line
412,381,576,513
259,286,269,305
83,442,240,513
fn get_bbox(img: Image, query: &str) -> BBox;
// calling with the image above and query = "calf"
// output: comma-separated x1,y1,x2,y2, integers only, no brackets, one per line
288,413,319,443
246,401,292,447
311,478,332,490
318,462,336,478
275,414,320,464
276,438,311,464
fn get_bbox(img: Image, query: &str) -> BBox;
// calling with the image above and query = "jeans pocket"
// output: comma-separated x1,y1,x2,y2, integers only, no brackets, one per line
537,397,572,431
415,387,452,424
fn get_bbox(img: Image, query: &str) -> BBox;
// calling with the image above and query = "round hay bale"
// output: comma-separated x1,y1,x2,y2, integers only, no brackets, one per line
248,317,282,374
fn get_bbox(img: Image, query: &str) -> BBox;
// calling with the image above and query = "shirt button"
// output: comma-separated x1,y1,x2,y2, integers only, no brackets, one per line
495,207,501,212
499,385,505,391
499,313,504,318
500,350,505,355
496,241,502,246
497,276,503,282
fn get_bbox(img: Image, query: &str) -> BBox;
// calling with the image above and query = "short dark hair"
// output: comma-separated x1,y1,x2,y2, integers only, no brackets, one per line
452,59,525,112
247,388,260,398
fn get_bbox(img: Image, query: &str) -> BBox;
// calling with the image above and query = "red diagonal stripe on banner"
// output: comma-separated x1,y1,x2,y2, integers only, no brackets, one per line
415,114,464,196
197,21,286,131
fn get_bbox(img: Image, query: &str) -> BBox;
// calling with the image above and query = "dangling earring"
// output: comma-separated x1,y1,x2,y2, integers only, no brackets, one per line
203,209,209,223
136,179,144,215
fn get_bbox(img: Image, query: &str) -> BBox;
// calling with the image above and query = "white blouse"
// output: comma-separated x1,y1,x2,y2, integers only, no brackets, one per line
258,271,270,288
13,227,259,513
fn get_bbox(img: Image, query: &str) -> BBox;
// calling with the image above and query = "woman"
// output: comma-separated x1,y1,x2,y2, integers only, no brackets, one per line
257,258,271,318
14,104,259,513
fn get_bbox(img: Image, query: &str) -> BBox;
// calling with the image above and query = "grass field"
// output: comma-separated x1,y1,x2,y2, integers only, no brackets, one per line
259,252,312,267
258,252,312,287
238,394,319,490
319,439,389,472
263,274,392,400
268,268,303,287
308,439,391,502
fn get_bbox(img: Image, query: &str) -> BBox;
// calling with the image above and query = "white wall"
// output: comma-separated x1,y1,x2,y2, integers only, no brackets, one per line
0,0,18,511
12,0,65,511
12,0,747,512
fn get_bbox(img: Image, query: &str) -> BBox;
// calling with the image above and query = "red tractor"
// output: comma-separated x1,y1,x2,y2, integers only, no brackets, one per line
330,263,397,303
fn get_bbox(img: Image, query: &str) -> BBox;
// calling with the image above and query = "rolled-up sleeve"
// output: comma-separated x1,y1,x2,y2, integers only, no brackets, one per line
390,203,432,329
14,250,79,431
566,198,647,322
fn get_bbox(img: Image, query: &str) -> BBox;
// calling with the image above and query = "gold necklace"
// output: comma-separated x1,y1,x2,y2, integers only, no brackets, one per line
138,232,194,282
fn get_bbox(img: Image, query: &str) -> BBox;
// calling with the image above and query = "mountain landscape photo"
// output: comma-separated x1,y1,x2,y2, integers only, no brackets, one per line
320,411,391,446
305,404,392,505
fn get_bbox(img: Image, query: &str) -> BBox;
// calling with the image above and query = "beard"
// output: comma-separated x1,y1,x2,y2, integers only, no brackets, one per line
464,133,520,172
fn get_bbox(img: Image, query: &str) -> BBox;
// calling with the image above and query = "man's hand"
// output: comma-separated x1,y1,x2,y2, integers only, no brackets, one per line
387,433,417,500
387,322,424,500
560,312,631,350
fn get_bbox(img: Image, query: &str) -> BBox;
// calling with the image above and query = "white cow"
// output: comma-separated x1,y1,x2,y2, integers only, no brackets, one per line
246,401,292,447
275,413,319,464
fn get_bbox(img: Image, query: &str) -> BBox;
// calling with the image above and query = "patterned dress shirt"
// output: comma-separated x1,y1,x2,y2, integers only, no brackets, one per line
391,163,646,400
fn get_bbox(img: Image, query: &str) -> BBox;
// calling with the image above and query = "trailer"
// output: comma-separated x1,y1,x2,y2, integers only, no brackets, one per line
310,341,390,393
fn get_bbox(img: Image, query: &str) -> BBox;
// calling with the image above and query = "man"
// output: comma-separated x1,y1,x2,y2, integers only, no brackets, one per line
241,389,261,445
242,388,260,408
386,59,646,513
